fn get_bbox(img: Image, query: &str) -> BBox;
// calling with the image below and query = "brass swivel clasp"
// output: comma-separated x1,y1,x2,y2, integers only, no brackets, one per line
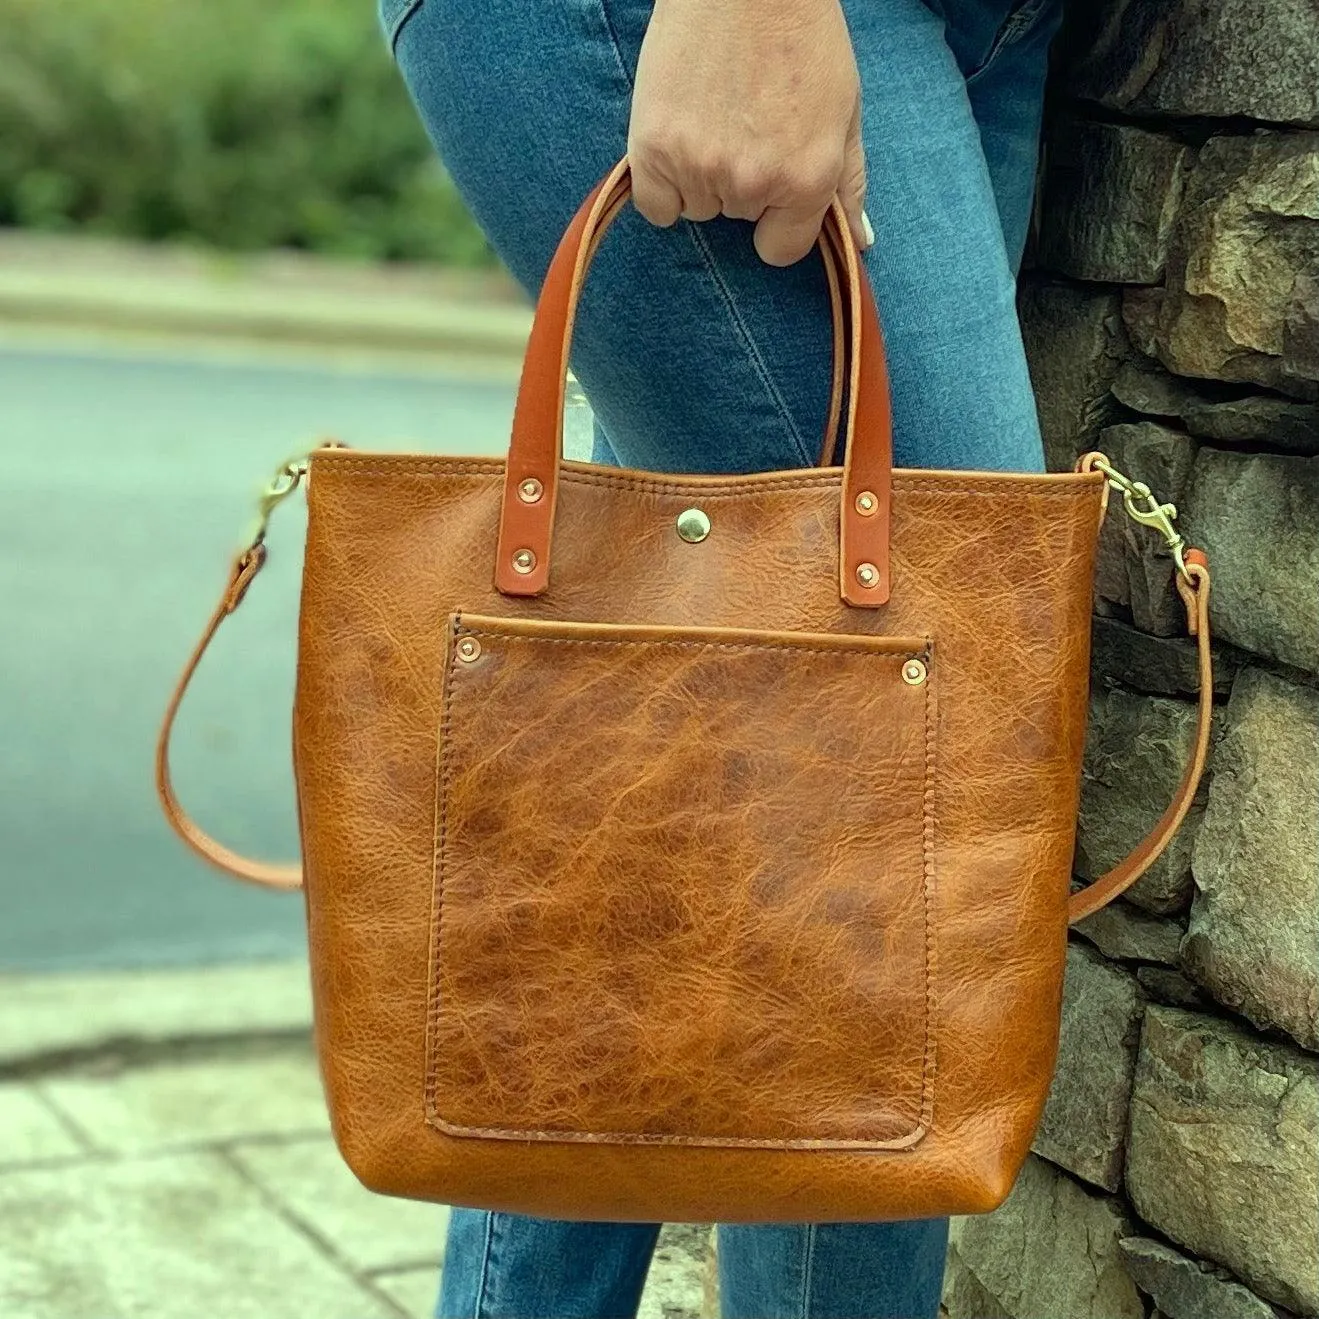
1089,454,1190,582
243,454,310,551
241,440,345,551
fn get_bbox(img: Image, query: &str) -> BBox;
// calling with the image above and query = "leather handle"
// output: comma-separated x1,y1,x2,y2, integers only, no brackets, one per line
157,534,1214,903
494,156,894,607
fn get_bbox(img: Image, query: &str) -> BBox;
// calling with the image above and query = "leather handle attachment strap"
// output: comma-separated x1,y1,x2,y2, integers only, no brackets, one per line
494,156,894,608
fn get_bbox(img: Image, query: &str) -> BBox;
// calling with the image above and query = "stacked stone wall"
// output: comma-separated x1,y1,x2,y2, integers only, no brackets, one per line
944,3,1319,1316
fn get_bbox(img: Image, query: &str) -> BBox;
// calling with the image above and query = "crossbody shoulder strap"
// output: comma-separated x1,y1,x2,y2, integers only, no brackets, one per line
155,454,1215,923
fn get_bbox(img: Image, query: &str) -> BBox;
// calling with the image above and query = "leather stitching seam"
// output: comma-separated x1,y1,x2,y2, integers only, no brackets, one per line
314,460,1101,499
423,612,463,1137
448,626,931,663
425,620,936,1150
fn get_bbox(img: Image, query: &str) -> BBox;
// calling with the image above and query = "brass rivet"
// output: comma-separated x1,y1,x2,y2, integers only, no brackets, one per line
517,477,543,503
512,548,537,574
902,658,927,686
456,637,482,663
855,561,880,588
855,491,877,516
676,508,711,544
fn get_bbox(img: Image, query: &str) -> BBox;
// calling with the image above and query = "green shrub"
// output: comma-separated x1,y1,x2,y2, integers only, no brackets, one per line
0,0,492,263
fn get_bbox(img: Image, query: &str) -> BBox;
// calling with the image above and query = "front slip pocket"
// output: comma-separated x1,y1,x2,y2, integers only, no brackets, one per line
426,613,936,1150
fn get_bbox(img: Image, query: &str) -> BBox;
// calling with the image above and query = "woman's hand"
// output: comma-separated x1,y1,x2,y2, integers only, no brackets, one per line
628,0,871,266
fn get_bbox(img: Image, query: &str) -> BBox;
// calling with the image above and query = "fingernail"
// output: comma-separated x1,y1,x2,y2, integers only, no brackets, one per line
861,210,875,248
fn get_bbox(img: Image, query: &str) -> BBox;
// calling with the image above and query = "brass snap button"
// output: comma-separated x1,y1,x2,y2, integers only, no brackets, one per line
902,658,927,686
676,509,711,543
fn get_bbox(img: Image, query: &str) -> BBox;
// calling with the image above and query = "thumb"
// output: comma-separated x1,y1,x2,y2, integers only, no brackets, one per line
839,104,871,253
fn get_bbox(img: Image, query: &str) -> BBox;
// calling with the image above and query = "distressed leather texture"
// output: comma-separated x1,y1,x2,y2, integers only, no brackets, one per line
294,454,1102,1221
155,156,1215,1225
430,614,935,1149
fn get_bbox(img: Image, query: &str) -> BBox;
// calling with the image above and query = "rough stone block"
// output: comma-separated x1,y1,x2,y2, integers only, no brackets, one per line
1146,133,1319,400
1181,449,1319,674
1034,943,1145,1192
0,1152,395,1318
227,1135,446,1274
1126,1006,1319,1314
1074,901,1185,965
1110,362,1319,455
1018,280,1126,470
1076,687,1207,914
1119,1237,1284,1319
1184,669,1319,1051
1063,0,1319,127
949,1156,1143,1319
943,1245,1012,1319
1038,118,1191,283
1090,615,1241,700
1092,422,1198,637
1134,967,1210,1010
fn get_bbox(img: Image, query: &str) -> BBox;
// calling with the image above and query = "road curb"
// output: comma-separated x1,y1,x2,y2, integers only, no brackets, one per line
0,959,313,1068
0,232,531,361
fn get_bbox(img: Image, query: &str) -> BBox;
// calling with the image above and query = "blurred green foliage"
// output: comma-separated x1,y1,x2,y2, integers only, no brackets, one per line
0,0,492,263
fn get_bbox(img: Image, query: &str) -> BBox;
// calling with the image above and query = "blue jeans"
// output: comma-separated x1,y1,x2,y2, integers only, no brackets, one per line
381,0,1061,1314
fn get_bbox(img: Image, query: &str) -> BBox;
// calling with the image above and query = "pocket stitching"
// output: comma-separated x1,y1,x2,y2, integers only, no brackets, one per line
425,617,937,1150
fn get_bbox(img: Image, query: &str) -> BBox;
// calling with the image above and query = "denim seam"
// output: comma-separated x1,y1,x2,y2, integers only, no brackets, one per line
471,1211,497,1319
686,224,819,468
594,0,817,470
385,0,425,54
595,0,635,95
965,0,1051,84
799,1224,817,1319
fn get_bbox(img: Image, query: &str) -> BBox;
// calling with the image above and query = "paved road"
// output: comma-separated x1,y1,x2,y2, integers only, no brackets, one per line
0,333,522,970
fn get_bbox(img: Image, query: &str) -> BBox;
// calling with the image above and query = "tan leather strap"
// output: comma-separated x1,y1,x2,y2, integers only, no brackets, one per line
1067,551,1213,924
495,156,894,606
155,545,302,889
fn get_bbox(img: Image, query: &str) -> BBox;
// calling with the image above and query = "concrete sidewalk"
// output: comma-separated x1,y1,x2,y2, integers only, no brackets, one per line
0,231,531,364
0,960,712,1319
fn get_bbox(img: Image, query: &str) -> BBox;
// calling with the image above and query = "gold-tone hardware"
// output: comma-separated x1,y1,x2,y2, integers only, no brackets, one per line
855,562,880,588
456,637,482,663
855,491,877,516
244,451,311,550
1090,455,1190,581
518,477,544,503
902,658,927,686
676,508,711,543
512,548,537,574
241,440,345,551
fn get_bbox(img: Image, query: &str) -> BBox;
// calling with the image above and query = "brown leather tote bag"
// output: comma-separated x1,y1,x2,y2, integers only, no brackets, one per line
157,157,1214,1224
